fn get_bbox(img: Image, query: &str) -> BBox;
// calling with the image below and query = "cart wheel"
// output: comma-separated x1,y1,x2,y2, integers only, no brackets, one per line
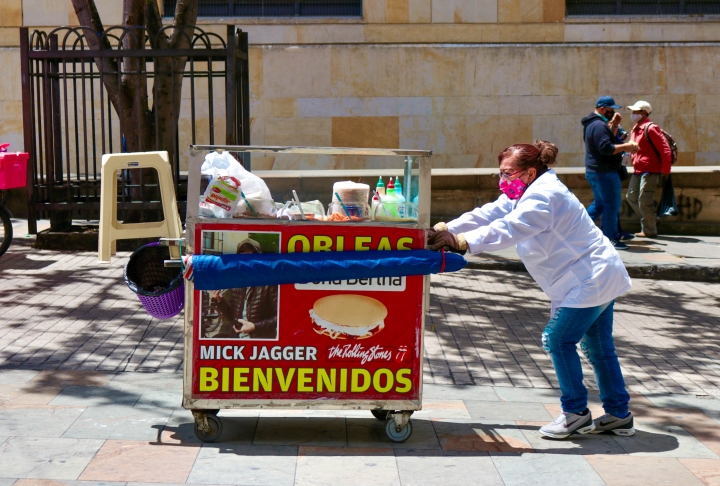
371,410,388,421
194,414,223,443
385,418,413,443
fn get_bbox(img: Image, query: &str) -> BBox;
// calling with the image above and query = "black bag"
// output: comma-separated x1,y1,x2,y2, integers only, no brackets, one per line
617,165,629,181
656,175,679,217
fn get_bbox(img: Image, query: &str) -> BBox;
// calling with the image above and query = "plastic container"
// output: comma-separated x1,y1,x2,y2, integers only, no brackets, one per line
281,200,325,221
372,202,418,223
326,201,370,221
124,242,184,319
0,152,29,190
232,198,278,219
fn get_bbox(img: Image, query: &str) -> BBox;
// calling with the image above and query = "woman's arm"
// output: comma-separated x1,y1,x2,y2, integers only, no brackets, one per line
461,194,553,254
446,195,515,234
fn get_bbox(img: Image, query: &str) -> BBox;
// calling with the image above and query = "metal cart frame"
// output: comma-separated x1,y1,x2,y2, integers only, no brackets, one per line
182,145,432,442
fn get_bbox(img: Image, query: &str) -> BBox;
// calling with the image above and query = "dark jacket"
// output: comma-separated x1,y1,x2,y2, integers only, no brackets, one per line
215,285,278,339
581,113,622,173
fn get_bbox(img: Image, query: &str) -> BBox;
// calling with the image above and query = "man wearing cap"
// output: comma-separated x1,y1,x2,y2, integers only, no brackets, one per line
625,100,672,238
210,238,278,339
581,96,639,250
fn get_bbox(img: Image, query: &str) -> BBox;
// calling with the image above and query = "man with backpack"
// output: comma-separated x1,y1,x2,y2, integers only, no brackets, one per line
625,101,673,238
582,96,639,250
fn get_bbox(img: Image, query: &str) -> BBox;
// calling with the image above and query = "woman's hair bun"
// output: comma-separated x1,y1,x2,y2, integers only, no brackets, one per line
533,140,559,166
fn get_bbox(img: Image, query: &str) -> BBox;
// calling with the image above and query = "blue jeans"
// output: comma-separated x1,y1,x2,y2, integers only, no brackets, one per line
542,301,630,416
586,171,622,240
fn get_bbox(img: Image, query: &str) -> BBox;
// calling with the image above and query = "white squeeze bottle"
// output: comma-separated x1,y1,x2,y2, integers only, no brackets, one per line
375,176,386,197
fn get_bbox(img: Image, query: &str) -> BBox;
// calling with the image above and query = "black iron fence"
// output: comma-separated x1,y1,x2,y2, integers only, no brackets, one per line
20,25,250,233
164,0,362,17
567,0,720,15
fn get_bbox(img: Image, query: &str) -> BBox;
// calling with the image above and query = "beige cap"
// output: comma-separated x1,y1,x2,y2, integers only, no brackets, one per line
627,100,652,113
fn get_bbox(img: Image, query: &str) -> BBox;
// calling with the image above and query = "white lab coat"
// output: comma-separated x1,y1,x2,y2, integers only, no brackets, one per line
447,169,631,310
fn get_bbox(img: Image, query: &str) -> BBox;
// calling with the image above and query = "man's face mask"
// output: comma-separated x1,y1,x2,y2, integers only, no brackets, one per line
630,113,643,123
604,109,615,119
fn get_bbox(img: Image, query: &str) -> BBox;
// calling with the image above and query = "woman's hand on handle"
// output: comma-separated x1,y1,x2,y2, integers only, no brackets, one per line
429,231,468,255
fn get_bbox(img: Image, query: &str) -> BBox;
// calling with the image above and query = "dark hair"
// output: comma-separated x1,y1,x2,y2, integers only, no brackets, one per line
497,140,559,173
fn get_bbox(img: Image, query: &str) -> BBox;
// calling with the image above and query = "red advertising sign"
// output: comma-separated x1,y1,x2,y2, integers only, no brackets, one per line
191,222,425,403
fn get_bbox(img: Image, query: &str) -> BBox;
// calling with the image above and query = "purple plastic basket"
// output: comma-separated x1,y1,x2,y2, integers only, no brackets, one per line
124,242,185,319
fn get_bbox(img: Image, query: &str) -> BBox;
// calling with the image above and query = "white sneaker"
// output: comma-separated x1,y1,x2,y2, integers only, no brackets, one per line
589,412,635,436
540,410,595,439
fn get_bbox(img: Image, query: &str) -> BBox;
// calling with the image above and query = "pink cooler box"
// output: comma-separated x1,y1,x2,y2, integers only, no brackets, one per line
0,151,29,190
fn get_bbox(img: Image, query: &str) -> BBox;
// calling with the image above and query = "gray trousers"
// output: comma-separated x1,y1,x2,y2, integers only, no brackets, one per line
626,173,661,235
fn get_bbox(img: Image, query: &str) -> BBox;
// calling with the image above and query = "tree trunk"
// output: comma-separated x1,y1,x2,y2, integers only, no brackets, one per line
70,0,198,223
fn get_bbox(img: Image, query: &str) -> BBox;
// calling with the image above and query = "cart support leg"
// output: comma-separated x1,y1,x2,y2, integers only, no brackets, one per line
391,411,412,430
192,411,211,433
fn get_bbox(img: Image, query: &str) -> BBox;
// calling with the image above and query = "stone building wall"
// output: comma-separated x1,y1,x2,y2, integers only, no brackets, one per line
0,0,718,171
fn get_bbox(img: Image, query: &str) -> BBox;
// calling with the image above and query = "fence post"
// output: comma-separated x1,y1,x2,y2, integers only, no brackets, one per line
20,28,37,234
48,34,71,232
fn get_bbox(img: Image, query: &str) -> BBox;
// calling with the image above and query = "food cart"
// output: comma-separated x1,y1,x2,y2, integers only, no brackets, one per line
181,145,433,443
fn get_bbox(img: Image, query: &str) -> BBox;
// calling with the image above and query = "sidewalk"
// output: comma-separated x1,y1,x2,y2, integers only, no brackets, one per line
467,234,720,282
1,221,720,484
1,369,720,485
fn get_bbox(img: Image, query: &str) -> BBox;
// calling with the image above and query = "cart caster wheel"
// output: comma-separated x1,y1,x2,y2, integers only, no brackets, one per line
194,414,222,443
371,410,388,421
385,418,413,443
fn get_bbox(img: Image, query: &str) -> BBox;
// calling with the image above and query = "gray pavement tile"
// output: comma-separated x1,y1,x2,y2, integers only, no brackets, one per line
612,423,720,458
0,480,14,486
492,386,601,404
422,384,499,401
133,389,183,411
0,370,39,385
62,405,172,441
49,386,142,407
516,423,627,455
109,372,183,391
346,417,441,450
187,445,297,486
491,453,605,486
464,400,553,421
0,437,105,480
396,453,504,486
0,437,6,447
0,406,85,437
432,420,533,453
252,417,346,447
643,393,720,414
295,446,399,486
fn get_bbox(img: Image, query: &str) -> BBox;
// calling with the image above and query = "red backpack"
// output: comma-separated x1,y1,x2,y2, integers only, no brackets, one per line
644,124,678,165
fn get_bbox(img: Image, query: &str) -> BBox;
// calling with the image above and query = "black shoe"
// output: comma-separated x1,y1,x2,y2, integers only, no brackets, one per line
610,239,629,250
619,231,635,241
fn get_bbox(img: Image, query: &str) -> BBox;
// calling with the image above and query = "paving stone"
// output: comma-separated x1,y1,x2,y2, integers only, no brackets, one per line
79,440,200,483
587,455,706,485
253,417,346,447
515,420,627,455
0,437,104,480
346,417,441,450
395,451,504,486
132,390,183,411
432,420,533,453
30,371,113,387
493,386,602,405
678,458,720,486
187,445,297,485
0,480,15,486
491,452,605,486
422,384,499,401
62,405,172,441
49,386,141,407
14,481,127,486
0,406,85,438
412,399,472,420
644,394,720,414
108,371,183,391
295,446,399,486
463,400,553,422
0,370,39,385
612,423,720,458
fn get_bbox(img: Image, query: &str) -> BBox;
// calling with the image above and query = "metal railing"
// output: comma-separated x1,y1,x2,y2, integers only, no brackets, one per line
20,25,250,233
567,0,720,15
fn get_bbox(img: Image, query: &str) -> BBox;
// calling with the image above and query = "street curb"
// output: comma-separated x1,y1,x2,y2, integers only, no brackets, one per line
465,259,720,283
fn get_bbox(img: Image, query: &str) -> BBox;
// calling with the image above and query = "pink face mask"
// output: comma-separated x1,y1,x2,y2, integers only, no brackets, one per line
499,177,529,200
